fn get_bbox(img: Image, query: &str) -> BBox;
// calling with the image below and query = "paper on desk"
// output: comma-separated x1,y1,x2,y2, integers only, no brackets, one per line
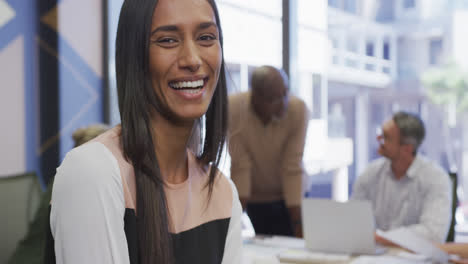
243,244,284,264
278,249,350,264
350,255,430,264
376,229,449,263
253,236,305,249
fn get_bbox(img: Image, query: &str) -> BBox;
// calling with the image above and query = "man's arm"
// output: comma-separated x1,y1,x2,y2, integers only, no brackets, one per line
439,243,468,258
439,243,468,264
288,206,302,238
228,94,253,211
229,134,252,211
281,100,308,237
374,233,401,247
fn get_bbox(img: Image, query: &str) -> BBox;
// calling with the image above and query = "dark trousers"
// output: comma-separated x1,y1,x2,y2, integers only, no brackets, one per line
246,200,293,236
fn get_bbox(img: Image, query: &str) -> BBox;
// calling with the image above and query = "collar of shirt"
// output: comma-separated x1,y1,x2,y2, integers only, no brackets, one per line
405,155,422,179
382,155,420,180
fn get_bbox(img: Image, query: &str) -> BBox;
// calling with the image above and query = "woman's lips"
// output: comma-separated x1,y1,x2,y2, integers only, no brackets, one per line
168,77,208,100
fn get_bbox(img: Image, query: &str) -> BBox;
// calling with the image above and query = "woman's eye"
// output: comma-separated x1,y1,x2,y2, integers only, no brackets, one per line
154,37,179,47
199,34,216,42
158,38,177,43
200,35,215,40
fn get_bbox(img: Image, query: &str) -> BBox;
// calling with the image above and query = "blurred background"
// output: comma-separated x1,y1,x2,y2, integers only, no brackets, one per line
1,0,468,262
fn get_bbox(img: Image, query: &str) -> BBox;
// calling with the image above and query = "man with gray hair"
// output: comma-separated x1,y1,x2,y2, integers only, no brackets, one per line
352,111,451,245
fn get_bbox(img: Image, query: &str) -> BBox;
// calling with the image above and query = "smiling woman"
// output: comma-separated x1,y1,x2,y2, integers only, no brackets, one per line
45,1,242,264
148,0,222,122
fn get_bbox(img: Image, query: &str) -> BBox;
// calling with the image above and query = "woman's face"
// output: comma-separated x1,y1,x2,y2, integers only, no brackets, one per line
149,0,222,122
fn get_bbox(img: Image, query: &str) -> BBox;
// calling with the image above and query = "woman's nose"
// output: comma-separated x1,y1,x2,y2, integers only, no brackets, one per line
178,41,202,72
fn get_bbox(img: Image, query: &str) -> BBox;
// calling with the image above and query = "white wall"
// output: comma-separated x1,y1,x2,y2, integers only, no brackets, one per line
452,10,468,70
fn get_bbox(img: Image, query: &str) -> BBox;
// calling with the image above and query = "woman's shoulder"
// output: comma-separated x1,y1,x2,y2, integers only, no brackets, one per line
63,141,117,168
88,126,135,189
51,141,126,214
57,127,136,208
55,142,121,189
88,126,122,153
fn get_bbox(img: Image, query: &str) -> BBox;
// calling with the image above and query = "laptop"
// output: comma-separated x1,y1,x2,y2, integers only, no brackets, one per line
301,198,386,255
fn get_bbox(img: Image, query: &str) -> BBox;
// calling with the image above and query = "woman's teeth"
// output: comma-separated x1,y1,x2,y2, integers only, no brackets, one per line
184,89,202,94
170,79,204,89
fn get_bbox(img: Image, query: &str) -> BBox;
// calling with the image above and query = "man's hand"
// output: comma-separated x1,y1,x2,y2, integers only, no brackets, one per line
288,206,302,238
293,221,303,238
438,243,468,263
374,232,400,247
451,258,468,264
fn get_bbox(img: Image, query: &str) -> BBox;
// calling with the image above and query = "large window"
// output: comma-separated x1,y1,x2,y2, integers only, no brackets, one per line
343,0,358,14
403,0,416,9
297,0,328,115
217,0,282,95
429,38,443,65
383,40,390,60
366,41,375,57
328,0,358,14
218,0,282,69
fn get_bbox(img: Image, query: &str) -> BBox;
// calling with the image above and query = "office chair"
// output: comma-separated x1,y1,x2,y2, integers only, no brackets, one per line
446,172,458,242
0,172,41,263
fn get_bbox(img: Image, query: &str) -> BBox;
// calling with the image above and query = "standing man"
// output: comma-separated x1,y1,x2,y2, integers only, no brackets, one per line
352,111,451,245
228,65,308,237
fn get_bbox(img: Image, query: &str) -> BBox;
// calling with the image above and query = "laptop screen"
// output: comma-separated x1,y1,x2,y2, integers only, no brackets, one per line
302,198,377,255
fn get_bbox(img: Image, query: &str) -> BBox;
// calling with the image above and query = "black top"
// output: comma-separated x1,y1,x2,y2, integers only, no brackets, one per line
45,207,230,264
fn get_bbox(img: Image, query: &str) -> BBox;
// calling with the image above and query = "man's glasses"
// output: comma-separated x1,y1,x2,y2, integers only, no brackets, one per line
376,127,385,145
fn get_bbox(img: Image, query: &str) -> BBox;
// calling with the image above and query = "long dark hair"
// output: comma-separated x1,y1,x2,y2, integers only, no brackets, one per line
115,0,227,263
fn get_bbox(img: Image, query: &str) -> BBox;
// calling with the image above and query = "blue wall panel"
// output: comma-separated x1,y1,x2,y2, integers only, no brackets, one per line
0,0,39,179
58,34,103,161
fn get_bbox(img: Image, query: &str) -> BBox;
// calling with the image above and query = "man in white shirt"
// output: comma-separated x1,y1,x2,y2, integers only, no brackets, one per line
352,111,451,245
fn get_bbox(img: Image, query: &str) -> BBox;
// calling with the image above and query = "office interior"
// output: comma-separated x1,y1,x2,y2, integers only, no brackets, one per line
1,0,468,262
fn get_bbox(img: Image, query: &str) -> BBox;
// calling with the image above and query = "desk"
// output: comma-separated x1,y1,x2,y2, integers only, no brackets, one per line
242,237,436,264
